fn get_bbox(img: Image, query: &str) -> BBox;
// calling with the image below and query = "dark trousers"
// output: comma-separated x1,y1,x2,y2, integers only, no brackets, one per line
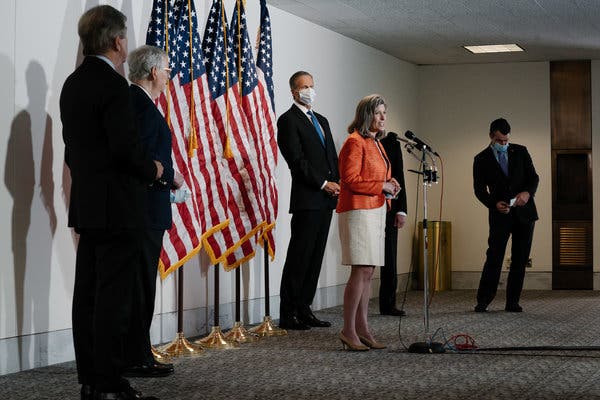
477,212,535,307
379,221,398,312
279,209,332,317
72,229,143,392
126,229,164,365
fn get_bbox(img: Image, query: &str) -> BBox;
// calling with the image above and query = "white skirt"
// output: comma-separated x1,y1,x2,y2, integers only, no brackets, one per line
338,204,386,267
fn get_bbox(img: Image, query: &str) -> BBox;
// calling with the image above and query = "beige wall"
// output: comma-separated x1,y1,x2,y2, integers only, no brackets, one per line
417,62,552,272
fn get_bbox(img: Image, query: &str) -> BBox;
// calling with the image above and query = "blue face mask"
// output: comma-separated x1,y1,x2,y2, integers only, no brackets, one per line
492,142,509,153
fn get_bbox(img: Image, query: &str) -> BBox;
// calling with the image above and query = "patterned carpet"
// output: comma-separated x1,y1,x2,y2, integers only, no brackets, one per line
3,290,600,399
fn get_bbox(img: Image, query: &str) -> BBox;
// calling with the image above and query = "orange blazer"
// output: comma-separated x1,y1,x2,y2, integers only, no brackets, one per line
336,131,391,213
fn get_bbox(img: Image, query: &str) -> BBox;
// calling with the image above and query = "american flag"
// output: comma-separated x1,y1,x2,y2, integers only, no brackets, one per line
146,0,232,278
257,0,275,111
202,0,266,270
230,0,278,257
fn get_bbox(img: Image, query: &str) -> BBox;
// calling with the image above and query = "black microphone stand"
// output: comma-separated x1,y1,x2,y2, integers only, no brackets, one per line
405,141,444,354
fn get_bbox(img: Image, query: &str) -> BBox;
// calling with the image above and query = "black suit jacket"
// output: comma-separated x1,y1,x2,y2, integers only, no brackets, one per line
277,104,339,212
473,144,539,223
60,56,157,230
130,85,174,230
380,132,408,218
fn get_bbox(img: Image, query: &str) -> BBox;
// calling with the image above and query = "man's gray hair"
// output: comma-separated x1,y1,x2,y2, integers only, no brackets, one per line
347,94,387,140
128,45,167,82
78,5,127,56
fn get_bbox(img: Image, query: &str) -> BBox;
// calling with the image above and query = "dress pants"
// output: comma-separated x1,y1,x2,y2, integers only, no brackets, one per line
126,229,165,365
279,209,332,318
476,212,535,307
72,228,143,393
379,219,398,312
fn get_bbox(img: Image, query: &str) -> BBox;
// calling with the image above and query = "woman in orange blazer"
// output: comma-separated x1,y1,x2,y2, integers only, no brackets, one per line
337,94,400,351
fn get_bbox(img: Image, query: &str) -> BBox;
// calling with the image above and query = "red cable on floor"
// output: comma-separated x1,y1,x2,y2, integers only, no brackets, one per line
448,334,478,350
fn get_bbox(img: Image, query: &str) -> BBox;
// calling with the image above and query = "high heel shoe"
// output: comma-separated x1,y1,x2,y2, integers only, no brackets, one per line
358,335,387,349
339,332,369,351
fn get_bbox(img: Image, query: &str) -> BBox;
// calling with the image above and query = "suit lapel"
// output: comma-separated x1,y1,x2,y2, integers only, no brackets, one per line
507,145,516,179
291,104,327,149
484,147,507,179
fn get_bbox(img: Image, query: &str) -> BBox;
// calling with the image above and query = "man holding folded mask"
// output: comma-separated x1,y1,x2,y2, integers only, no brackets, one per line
473,118,539,314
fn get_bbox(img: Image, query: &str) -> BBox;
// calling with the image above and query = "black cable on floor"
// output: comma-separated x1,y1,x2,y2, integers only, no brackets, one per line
470,345,600,352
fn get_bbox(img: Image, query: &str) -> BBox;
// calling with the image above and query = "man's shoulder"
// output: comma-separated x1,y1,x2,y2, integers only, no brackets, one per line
277,105,296,120
130,85,153,107
509,143,528,152
380,132,397,147
277,104,306,127
474,146,493,162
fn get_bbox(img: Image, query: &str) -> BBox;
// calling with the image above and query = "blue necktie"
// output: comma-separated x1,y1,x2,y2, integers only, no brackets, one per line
498,151,508,176
307,110,325,146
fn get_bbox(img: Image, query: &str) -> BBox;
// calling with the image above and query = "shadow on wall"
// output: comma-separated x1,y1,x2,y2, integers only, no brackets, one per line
4,60,56,370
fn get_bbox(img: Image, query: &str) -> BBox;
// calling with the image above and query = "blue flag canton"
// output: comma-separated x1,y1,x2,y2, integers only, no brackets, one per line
170,0,206,84
257,0,274,109
202,0,239,99
230,2,259,97
146,0,180,80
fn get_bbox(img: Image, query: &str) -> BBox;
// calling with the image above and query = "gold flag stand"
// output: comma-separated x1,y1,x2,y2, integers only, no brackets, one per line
250,239,287,337
151,346,172,363
195,264,239,349
159,268,204,357
225,321,258,343
224,267,259,343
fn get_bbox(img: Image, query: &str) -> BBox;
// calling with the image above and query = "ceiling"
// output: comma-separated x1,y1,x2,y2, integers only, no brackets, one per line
267,0,600,65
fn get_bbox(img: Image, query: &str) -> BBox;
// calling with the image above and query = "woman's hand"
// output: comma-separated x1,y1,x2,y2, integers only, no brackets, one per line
383,178,400,197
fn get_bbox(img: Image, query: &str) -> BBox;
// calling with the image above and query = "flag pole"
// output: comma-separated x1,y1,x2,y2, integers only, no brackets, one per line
224,267,259,342
222,0,258,344
196,264,238,349
159,267,204,357
250,238,287,337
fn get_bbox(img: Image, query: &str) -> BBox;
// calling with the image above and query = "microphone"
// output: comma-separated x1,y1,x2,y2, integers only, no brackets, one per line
404,131,439,156
388,131,410,144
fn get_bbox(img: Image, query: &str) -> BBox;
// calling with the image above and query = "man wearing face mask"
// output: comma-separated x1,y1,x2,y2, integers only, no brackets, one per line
473,118,539,313
277,71,340,330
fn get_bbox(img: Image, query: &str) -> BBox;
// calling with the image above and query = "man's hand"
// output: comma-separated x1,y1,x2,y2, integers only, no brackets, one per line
324,181,340,196
395,214,406,229
173,171,184,189
496,201,510,214
513,191,530,207
154,160,164,180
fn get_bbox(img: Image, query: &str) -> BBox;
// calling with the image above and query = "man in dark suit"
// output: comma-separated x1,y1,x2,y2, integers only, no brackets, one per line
277,71,340,330
379,132,408,316
473,118,539,313
123,45,183,378
60,6,162,400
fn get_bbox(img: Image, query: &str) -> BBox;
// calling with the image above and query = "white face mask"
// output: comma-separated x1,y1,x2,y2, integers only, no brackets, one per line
298,87,316,106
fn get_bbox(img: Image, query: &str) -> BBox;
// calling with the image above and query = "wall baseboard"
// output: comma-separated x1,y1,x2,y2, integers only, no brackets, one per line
450,270,595,290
